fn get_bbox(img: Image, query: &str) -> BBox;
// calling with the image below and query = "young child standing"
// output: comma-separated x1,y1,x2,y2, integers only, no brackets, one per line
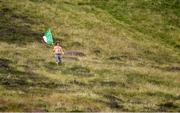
53,42,64,65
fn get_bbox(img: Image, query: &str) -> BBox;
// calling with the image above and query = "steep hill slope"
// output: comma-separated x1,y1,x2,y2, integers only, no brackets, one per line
0,0,179,112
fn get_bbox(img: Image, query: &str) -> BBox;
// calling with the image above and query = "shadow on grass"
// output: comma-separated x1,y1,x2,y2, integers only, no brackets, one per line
158,102,179,112
0,5,42,45
125,73,176,87
0,59,68,93
103,94,124,109
0,58,12,68
145,91,179,100
61,65,94,77
96,94,125,111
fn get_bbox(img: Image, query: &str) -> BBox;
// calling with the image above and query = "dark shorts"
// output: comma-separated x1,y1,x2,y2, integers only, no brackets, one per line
55,54,62,63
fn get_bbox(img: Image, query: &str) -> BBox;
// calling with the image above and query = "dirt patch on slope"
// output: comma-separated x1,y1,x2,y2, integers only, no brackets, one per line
64,50,86,57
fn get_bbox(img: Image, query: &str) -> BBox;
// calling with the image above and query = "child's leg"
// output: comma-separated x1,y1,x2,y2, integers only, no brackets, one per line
55,54,59,65
58,55,62,64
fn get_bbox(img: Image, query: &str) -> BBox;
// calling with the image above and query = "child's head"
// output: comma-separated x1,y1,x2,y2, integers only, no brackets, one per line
55,42,60,46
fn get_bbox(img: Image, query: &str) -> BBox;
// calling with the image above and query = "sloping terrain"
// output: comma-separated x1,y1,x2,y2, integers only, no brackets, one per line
0,0,179,112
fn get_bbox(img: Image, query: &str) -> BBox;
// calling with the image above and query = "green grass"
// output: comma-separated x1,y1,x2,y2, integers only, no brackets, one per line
0,0,180,112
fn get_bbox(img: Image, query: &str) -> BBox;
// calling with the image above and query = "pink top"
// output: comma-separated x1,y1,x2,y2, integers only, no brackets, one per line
54,46,62,54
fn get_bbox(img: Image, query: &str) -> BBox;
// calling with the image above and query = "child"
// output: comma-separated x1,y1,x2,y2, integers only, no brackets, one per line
53,42,64,65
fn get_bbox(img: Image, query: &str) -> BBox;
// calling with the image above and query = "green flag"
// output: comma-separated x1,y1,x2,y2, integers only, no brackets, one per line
43,29,54,45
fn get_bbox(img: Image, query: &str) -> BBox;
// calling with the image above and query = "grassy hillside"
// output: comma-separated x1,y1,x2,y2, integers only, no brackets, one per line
0,0,179,112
